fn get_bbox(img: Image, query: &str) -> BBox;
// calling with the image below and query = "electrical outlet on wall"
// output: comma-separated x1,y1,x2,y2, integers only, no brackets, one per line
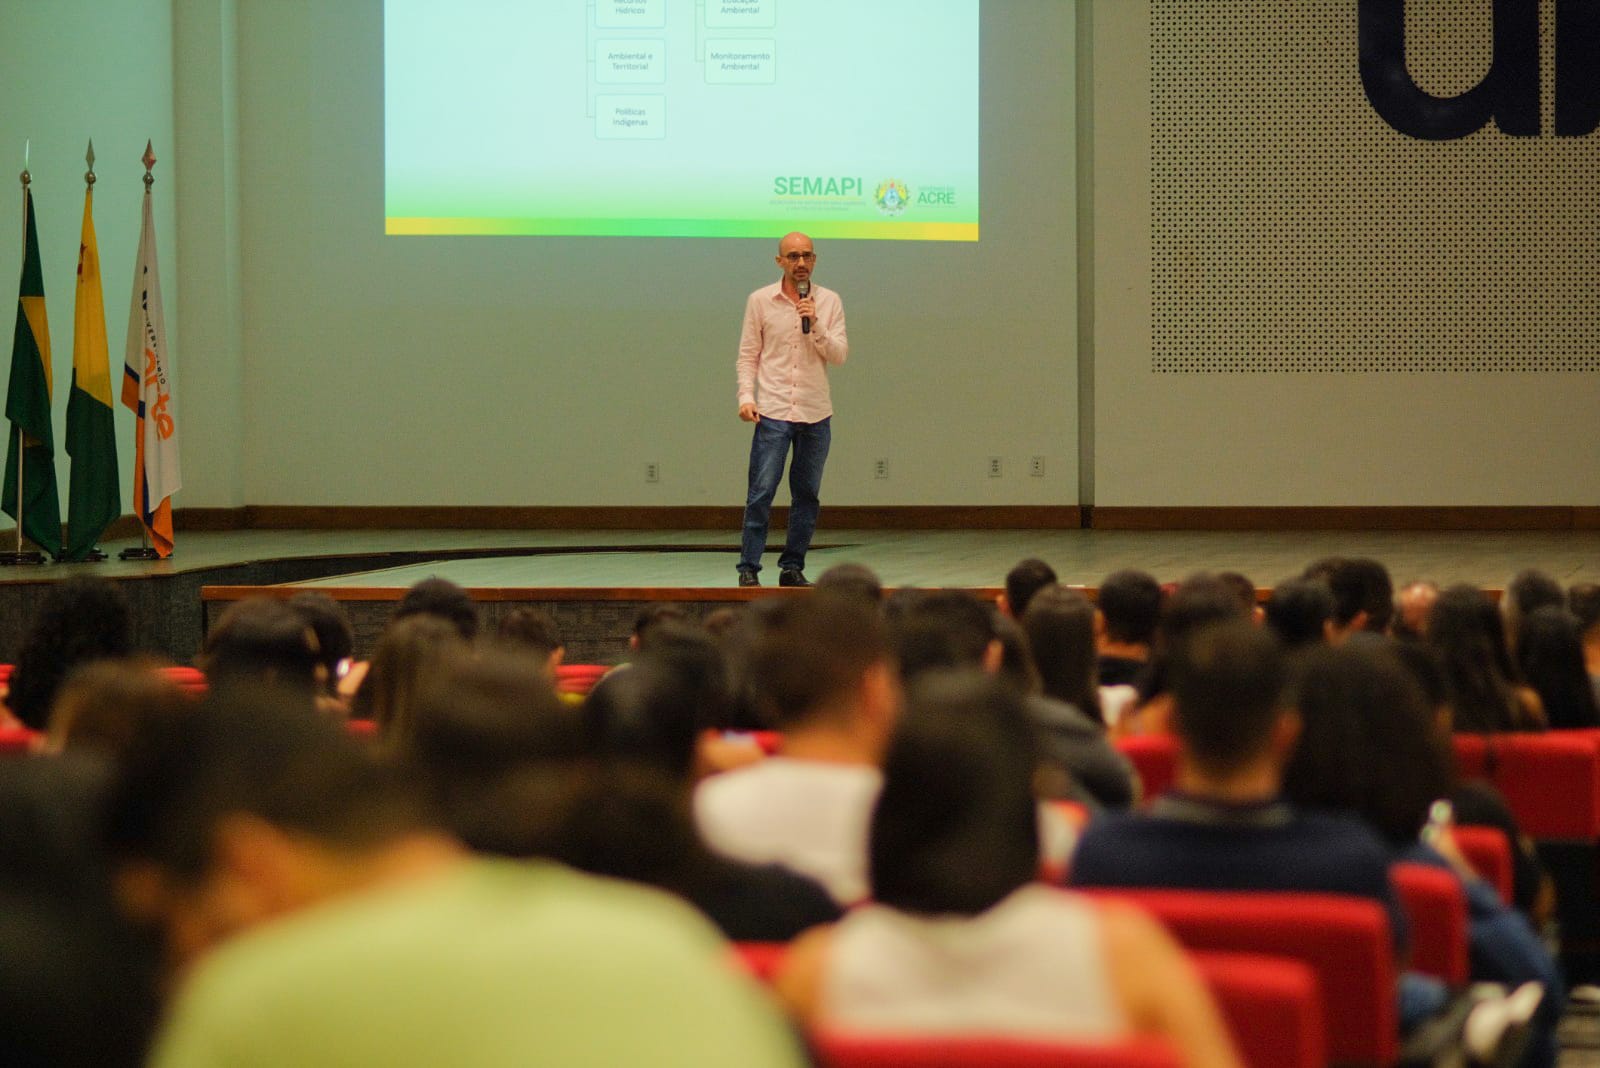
874,458,889,479
1030,455,1045,477
644,462,660,483
988,456,1002,478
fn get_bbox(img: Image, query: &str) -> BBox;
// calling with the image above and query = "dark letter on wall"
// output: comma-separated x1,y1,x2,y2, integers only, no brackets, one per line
1359,0,1540,139
1557,0,1600,136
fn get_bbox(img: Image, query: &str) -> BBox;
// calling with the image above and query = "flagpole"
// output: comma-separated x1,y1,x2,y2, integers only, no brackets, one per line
1,147,47,566
121,142,162,562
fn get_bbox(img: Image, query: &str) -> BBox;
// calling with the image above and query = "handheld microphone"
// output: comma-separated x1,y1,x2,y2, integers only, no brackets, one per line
797,279,812,334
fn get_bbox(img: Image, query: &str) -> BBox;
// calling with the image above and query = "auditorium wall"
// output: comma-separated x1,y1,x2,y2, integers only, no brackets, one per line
1087,0,1600,509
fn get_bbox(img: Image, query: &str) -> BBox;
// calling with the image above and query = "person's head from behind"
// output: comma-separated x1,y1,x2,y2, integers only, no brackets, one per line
406,651,586,855
1314,558,1394,639
46,659,189,761
1169,622,1291,786
814,563,884,608
889,589,999,683
1216,571,1260,622
1392,580,1440,641
7,575,134,730
1263,577,1335,650
747,593,897,750
286,592,354,695
104,686,440,969
1000,557,1057,620
631,603,692,653
586,625,733,778
1426,584,1519,732
1503,569,1565,651
1514,605,1600,730
1282,641,1452,846
1022,585,1099,718
869,670,1039,917
199,598,321,696
365,615,471,748
393,577,478,641
493,606,566,680
1095,568,1162,654
1156,573,1249,654
1569,583,1600,646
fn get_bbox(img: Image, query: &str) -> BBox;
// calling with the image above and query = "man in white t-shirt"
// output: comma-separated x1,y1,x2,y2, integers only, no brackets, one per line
695,595,899,904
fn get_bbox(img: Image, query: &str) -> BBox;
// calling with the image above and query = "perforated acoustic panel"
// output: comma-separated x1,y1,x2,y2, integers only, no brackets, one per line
1150,0,1600,373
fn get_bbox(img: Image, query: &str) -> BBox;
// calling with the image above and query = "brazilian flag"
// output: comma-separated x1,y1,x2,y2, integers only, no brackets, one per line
64,185,119,561
2,189,62,558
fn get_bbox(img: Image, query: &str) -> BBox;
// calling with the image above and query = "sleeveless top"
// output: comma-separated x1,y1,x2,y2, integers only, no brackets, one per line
821,884,1125,1037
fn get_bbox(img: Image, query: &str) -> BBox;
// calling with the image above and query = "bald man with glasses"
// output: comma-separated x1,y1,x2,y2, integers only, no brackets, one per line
735,232,849,588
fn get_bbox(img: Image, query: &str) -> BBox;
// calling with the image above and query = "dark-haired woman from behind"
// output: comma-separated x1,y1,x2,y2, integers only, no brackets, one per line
1426,585,1544,732
773,671,1240,1068
1514,606,1600,730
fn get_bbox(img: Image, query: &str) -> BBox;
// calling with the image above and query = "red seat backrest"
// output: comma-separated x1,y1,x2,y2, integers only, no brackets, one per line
1191,951,1324,1068
161,665,209,695
1452,731,1600,839
732,941,787,984
1114,734,1179,804
812,1033,1184,1068
1452,824,1515,906
1390,863,1470,986
1085,889,1398,1066
0,663,11,687
554,663,608,696
0,725,40,755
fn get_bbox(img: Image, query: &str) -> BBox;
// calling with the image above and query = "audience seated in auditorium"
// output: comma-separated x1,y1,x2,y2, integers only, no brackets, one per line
45,658,190,760
694,594,899,904
491,605,574,702
1094,568,1162,687
1068,621,1408,941
814,562,884,607
1304,557,1393,643
1513,605,1600,730
363,615,470,747
1392,580,1441,641
1567,582,1600,705
1113,573,1248,737
998,557,1058,620
287,592,358,711
892,588,1134,810
1023,584,1103,723
1501,570,1565,655
1426,585,1544,732
0,755,162,1067
106,687,805,1068
1263,577,1336,650
774,671,1241,1068
1282,641,1562,1068
5,574,132,731
198,597,324,701
392,576,479,640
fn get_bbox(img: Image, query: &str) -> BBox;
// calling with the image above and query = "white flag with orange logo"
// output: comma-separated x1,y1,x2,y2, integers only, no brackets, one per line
122,191,180,556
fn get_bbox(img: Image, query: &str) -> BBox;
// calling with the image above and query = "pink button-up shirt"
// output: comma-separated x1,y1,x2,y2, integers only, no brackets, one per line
736,280,848,423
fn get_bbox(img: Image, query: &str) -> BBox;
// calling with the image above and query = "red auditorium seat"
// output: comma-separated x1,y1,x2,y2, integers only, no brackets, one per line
1451,824,1515,906
0,725,40,755
1114,733,1179,803
1084,889,1398,1066
554,663,608,696
161,665,209,695
750,730,785,755
812,1034,1184,1068
0,663,11,687
1391,863,1470,986
1451,732,1600,840
1191,951,1324,1068
732,941,788,984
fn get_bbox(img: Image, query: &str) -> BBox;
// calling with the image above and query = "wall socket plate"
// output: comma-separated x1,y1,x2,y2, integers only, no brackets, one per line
644,462,660,483
1029,455,1045,477
987,456,1002,478
874,458,889,479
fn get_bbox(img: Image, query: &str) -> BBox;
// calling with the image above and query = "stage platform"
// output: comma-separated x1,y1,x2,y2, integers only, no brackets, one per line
4,525,1599,665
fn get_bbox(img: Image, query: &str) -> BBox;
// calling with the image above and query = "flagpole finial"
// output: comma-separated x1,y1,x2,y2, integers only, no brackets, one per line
142,140,156,192
85,139,96,187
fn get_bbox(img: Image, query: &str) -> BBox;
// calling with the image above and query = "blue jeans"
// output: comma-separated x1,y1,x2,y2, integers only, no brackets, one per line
739,416,831,575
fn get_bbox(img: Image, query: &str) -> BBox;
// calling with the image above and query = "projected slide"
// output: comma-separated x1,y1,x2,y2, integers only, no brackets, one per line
384,0,979,241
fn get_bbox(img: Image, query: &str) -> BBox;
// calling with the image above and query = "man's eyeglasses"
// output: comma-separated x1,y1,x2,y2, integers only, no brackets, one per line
782,252,817,262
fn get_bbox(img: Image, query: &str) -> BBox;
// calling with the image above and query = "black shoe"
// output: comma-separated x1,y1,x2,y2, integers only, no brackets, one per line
738,570,760,588
779,569,811,587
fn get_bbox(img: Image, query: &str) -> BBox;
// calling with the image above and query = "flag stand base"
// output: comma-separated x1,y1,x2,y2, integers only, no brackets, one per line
119,546,161,561
73,548,108,563
0,550,47,566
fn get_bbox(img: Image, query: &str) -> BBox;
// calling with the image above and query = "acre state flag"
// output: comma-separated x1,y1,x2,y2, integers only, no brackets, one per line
2,188,62,558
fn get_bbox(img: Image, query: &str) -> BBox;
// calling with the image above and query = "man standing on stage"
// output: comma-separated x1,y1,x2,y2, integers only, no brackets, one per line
736,231,848,588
